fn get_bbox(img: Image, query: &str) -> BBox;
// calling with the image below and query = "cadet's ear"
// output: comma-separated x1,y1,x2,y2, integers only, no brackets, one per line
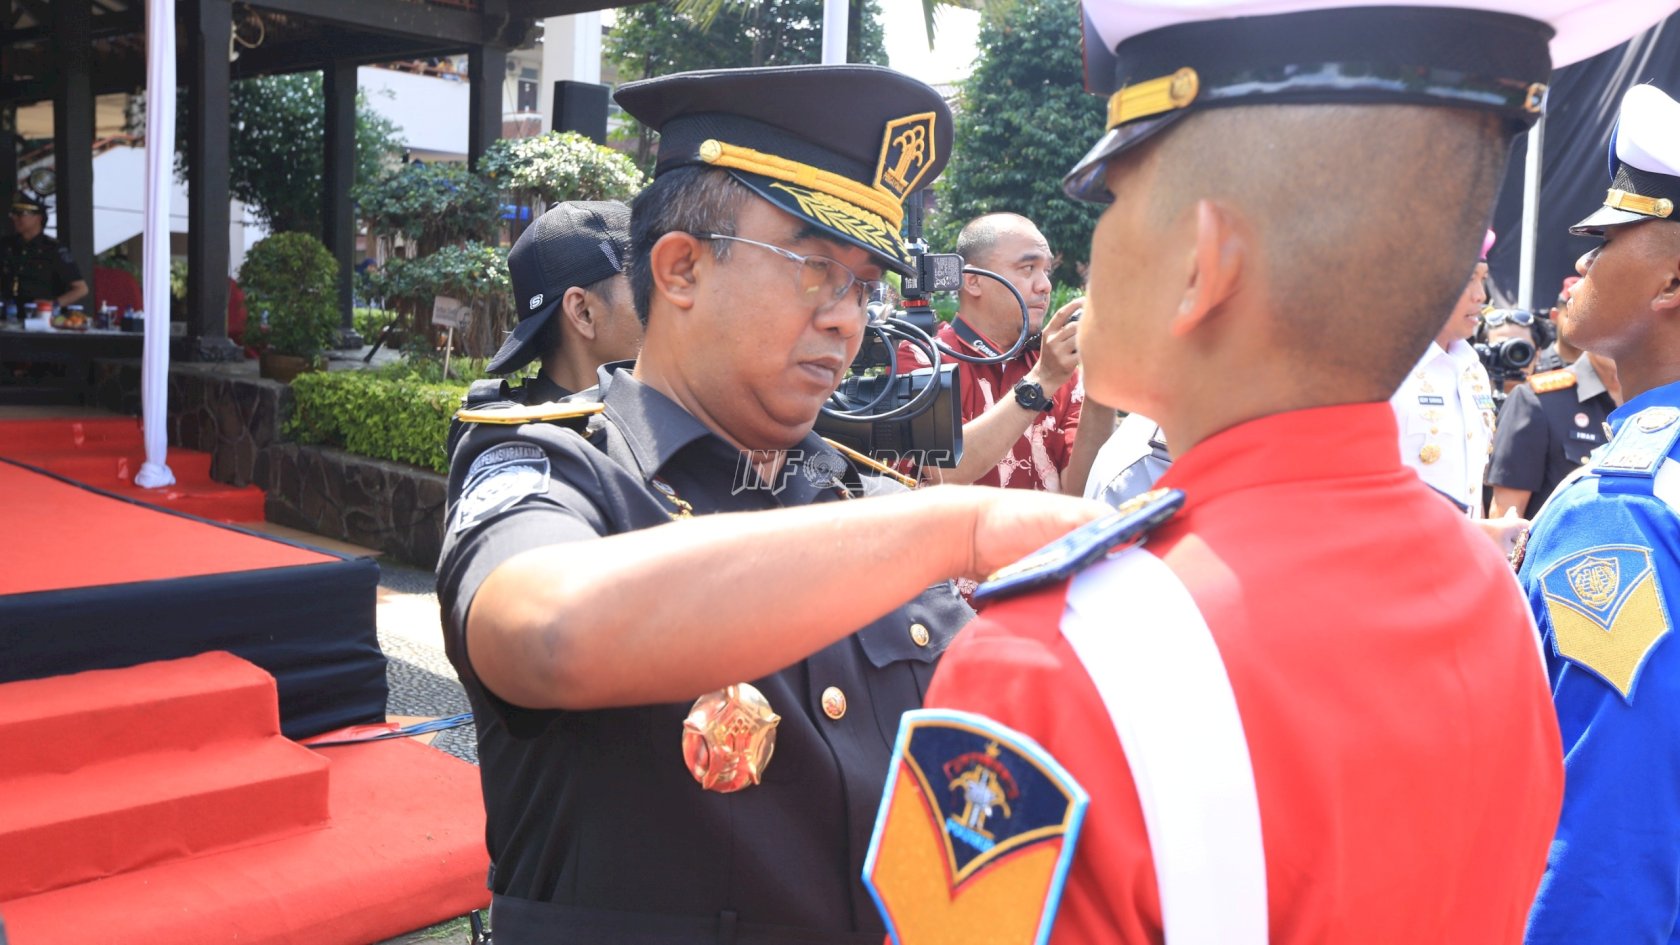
1653,235,1680,314
1168,199,1245,338
648,232,704,312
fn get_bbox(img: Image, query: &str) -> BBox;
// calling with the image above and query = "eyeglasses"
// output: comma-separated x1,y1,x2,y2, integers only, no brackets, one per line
696,233,885,323
1482,309,1536,328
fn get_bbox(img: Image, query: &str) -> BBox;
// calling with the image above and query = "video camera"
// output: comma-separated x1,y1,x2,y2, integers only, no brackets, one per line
814,191,1036,471
1474,336,1535,399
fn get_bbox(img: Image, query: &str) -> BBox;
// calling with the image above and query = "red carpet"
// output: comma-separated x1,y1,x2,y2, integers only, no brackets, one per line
0,459,329,595
0,653,491,945
1,416,265,523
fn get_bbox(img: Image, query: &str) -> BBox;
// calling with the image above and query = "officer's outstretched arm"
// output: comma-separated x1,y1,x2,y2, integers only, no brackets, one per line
466,485,1106,711
1524,497,1680,944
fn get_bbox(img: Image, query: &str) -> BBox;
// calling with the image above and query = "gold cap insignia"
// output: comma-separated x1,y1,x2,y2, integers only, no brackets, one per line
682,683,780,793
874,112,938,201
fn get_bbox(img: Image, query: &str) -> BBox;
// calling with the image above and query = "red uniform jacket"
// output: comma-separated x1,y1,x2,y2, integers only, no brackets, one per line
925,403,1563,944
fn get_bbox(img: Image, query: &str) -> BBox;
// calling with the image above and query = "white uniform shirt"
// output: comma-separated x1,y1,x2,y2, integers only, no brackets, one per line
1391,339,1496,517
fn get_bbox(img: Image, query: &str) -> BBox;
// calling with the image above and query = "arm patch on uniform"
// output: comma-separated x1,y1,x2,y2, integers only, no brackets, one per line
864,709,1087,945
451,444,551,533
1539,545,1672,701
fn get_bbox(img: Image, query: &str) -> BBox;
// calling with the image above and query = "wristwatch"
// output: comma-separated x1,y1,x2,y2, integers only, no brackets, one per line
1013,378,1054,412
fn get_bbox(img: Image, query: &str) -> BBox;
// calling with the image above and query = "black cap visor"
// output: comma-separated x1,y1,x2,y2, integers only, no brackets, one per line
727,168,912,275
485,295,562,375
1570,204,1653,237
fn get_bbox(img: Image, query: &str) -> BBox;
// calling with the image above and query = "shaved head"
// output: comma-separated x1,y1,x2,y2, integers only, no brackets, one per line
1141,104,1510,396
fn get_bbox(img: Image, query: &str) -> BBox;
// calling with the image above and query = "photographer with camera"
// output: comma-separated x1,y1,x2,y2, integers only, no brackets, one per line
1488,349,1620,519
895,213,1102,494
1477,306,1543,397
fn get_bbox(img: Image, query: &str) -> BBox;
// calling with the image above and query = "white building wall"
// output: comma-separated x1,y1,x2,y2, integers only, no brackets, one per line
357,66,473,160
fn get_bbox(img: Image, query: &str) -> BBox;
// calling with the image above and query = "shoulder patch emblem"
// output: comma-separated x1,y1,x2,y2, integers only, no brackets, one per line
865,709,1087,945
1529,369,1577,394
1538,545,1672,700
1594,408,1680,479
451,445,551,533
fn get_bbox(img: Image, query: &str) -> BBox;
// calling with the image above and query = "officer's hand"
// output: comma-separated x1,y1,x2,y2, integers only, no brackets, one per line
950,486,1110,582
1475,506,1530,556
1029,297,1084,393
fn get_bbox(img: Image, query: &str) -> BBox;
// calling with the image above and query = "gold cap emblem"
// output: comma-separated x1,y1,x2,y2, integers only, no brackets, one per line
874,112,938,200
682,683,780,793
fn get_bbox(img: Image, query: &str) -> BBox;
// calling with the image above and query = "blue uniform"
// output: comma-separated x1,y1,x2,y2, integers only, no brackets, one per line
1520,381,1680,944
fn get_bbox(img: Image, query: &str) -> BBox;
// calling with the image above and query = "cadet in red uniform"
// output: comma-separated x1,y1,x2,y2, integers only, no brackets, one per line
863,2,1664,943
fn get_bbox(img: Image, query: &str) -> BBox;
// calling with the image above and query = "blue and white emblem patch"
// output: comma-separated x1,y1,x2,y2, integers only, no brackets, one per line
864,709,1087,945
1539,544,1672,700
452,443,550,533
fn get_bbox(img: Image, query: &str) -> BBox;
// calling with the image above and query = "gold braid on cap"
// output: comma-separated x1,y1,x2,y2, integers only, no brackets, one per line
1106,68,1200,130
698,139,905,229
1606,188,1675,219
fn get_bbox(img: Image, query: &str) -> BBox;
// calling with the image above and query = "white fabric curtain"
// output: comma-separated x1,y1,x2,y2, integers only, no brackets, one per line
134,0,175,489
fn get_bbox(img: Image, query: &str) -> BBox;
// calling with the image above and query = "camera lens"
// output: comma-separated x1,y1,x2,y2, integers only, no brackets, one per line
1501,338,1535,369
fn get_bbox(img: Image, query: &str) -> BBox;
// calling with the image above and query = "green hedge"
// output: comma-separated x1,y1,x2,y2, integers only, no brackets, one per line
285,371,463,474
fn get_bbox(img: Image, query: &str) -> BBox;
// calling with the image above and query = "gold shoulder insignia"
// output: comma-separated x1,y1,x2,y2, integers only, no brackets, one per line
456,401,604,426
1529,369,1578,394
1538,545,1672,700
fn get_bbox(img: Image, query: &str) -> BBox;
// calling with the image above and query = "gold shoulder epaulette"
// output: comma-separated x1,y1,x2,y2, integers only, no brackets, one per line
456,401,604,425
1529,369,1577,394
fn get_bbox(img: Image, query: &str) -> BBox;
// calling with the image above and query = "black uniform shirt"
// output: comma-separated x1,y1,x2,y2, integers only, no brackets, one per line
436,366,973,944
1488,356,1616,518
1,232,82,305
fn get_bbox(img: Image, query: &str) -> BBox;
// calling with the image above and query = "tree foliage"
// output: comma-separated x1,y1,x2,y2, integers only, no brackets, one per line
606,0,889,168
353,162,503,257
239,232,341,359
931,0,1104,283
176,72,406,236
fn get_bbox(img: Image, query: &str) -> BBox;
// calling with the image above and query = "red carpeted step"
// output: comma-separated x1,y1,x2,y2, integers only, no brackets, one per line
1,738,491,945
0,653,285,775
0,737,330,901
0,654,331,902
100,479,268,524
0,417,142,452
6,447,213,484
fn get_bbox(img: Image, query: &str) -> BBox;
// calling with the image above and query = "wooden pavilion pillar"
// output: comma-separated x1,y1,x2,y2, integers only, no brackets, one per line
185,0,240,359
322,58,359,346
52,0,96,281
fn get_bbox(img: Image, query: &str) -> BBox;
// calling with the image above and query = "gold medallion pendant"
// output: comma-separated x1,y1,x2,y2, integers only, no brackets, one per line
682,683,780,793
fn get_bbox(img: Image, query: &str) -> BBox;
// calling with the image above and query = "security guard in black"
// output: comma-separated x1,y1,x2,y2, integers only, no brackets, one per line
1488,353,1619,517
2,194,86,306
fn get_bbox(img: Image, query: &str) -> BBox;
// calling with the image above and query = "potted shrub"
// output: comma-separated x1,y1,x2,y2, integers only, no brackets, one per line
240,232,340,382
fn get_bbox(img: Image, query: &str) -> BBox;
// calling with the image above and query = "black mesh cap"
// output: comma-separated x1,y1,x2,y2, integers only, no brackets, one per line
488,200,631,375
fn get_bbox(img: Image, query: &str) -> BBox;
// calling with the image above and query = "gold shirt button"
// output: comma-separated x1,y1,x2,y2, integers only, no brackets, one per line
821,686,847,720
910,622,930,647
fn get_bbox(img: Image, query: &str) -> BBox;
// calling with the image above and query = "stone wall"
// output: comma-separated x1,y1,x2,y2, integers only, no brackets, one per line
93,360,448,566
264,444,448,568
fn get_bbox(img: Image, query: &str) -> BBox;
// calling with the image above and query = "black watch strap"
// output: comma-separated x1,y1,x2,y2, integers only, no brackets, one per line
1014,380,1053,412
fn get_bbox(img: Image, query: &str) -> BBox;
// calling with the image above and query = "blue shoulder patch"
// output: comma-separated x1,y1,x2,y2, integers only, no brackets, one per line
1595,406,1680,479
865,709,1087,945
1539,544,1672,701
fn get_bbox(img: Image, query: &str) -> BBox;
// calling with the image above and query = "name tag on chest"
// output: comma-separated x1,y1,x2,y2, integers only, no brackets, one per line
1417,395,1445,406
1572,430,1601,442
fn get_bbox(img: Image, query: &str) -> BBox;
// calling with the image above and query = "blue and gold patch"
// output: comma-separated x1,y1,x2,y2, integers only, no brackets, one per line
1539,545,1673,700
875,112,938,201
864,709,1087,945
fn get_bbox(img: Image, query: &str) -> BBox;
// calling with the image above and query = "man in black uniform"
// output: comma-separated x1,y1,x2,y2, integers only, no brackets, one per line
1488,350,1621,518
435,65,1104,944
485,200,641,401
1,194,87,309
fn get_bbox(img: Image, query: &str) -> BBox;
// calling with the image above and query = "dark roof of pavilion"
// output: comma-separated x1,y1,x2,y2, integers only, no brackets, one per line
5,0,619,100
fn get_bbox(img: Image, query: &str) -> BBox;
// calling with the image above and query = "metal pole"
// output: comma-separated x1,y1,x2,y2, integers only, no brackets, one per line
822,0,848,64
1518,112,1545,311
